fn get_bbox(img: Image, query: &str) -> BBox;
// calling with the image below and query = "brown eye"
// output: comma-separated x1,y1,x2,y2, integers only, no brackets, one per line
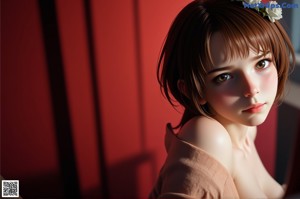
214,73,232,84
256,59,270,69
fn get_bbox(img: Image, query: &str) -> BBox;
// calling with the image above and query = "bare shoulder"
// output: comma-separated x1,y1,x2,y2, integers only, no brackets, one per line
178,116,233,172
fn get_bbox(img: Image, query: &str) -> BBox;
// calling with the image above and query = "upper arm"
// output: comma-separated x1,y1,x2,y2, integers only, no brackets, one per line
263,174,284,198
178,116,233,173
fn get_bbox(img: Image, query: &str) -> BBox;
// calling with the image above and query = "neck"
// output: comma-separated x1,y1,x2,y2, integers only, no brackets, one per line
215,117,256,152
224,123,250,146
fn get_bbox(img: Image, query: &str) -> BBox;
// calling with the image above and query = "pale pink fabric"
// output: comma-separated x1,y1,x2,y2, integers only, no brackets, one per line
149,124,239,199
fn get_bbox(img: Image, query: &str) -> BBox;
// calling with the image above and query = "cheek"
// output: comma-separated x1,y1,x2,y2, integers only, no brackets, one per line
261,67,278,94
205,88,239,107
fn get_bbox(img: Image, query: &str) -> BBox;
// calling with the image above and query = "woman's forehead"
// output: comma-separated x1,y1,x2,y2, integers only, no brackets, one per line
208,32,270,68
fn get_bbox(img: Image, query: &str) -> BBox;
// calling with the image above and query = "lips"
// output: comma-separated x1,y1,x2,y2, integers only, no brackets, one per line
243,103,266,113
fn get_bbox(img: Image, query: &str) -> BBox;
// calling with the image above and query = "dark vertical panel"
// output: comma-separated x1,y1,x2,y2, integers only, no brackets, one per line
83,0,109,198
276,104,300,183
38,0,80,198
284,118,300,197
133,0,146,152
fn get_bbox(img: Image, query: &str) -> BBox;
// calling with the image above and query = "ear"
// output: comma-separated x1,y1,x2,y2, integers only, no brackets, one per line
199,97,207,105
177,79,207,105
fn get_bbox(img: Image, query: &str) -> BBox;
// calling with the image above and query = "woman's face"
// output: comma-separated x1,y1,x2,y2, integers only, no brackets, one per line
204,32,278,126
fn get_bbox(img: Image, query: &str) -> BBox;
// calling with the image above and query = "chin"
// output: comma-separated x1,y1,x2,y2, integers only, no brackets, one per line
242,113,269,126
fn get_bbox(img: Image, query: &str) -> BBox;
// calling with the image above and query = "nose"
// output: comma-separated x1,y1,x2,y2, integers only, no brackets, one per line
242,73,259,98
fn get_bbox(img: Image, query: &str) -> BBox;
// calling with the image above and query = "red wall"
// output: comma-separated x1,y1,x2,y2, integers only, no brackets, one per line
55,0,102,196
1,0,63,197
257,106,277,176
1,0,277,198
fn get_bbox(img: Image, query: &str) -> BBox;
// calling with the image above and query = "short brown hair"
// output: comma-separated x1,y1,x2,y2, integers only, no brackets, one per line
157,0,295,128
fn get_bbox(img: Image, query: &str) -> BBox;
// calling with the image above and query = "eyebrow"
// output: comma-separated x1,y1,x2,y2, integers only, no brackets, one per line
207,53,270,75
207,66,233,74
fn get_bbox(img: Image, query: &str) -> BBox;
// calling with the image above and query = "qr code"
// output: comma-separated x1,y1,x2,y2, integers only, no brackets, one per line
2,180,19,198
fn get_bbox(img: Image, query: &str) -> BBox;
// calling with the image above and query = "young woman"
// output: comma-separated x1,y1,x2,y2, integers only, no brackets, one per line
149,0,295,198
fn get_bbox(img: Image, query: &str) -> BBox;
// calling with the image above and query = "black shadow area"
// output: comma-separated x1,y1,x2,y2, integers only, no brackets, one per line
38,0,80,198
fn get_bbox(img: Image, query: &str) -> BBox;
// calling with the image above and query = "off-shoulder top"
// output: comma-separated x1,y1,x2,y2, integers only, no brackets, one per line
149,124,239,199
